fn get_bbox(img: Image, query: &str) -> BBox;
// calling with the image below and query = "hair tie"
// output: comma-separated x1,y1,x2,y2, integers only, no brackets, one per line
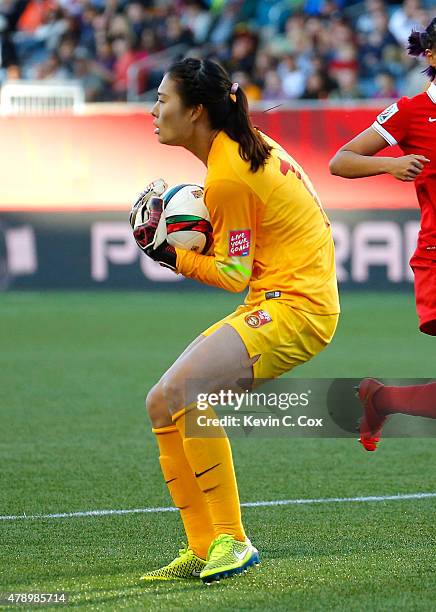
229,82,239,103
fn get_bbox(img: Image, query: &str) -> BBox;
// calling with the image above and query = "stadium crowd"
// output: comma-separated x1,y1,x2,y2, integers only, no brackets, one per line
0,0,433,102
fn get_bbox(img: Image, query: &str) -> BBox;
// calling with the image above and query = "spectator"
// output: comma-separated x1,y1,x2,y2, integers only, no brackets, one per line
163,15,194,50
125,2,146,41
208,0,240,48
72,46,104,101
253,50,278,90
225,28,258,76
358,10,401,78
355,0,386,35
278,54,306,98
108,13,133,42
268,14,306,56
329,67,362,99
32,6,69,53
373,71,399,99
78,4,100,54
180,0,212,45
302,70,335,99
33,50,69,80
262,69,286,101
0,15,20,82
17,0,54,34
112,36,147,99
0,1,431,103
389,0,424,46
140,29,161,55
57,35,76,76
92,38,116,99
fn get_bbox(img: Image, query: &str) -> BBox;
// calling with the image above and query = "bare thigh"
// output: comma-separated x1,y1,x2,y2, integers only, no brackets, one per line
147,324,257,427
175,334,206,362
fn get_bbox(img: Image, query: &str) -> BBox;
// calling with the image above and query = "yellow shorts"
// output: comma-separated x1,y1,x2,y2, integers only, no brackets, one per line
202,300,339,380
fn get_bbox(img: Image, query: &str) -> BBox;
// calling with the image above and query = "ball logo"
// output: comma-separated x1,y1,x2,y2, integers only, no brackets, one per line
228,230,251,257
245,310,272,328
191,189,203,199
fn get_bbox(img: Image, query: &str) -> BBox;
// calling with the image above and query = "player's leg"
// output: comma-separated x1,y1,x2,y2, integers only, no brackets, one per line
142,315,257,580
141,333,215,579
146,334,206,428
154,322,257,537
364,381,436,418
156,322,260,583
155,304,337,583
359,257,436,451
145,306,245,428
144,302,337,582
412,255,436,337
358,378,436,451
358,378,388,451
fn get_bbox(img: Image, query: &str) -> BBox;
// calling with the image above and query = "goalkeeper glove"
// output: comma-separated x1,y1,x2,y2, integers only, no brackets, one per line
132,197,177,271
129,178,168,230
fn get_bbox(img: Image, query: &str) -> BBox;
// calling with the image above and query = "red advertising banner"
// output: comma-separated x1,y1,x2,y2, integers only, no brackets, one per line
0,109,417,211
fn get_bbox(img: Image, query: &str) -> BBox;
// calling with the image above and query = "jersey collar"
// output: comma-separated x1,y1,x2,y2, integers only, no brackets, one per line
427,82,436,103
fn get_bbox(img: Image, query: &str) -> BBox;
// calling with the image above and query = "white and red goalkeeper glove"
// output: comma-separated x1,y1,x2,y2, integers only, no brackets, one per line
130,178,176,269
129,178,167,230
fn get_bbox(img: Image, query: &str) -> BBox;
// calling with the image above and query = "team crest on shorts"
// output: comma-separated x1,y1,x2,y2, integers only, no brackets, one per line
228,230,251,256
244,310,272,328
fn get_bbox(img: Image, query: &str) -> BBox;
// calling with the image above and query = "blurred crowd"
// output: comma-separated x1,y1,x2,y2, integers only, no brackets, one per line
0,0,434,103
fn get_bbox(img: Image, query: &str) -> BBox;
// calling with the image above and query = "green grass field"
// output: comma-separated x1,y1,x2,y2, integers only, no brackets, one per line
1,291,435,611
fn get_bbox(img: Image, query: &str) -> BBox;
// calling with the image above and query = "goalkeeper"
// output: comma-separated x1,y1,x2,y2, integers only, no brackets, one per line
130,58,340,585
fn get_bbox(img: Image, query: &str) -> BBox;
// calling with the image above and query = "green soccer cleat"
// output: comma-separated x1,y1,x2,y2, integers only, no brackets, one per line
140,546,206,581
200,534,260,584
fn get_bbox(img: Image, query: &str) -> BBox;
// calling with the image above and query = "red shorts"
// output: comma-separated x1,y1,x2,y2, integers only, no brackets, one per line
410,255,436,336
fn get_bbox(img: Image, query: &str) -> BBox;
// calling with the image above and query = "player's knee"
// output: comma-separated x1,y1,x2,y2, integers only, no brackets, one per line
145,384,171,428
160,375,186,414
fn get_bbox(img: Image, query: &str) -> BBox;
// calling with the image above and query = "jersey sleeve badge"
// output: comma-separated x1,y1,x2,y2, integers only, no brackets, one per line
376,102,399,124
228,230,251,256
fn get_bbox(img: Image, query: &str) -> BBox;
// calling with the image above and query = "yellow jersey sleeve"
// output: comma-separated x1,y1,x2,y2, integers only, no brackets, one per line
175,179,256,293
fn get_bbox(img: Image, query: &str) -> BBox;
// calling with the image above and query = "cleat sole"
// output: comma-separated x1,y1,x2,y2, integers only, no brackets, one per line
201,551,261,584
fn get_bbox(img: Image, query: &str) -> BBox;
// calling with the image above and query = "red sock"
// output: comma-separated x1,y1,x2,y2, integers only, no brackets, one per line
374,383,436,418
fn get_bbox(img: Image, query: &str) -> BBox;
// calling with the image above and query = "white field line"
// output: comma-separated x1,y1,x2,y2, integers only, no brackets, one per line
1,492,435,522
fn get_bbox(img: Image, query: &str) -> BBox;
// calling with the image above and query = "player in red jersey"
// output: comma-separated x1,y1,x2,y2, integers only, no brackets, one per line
330,17,436,452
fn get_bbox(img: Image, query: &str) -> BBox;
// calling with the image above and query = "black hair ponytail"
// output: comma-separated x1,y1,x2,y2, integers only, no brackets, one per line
408,17,436,81
167,58,272,172
223,83,272,172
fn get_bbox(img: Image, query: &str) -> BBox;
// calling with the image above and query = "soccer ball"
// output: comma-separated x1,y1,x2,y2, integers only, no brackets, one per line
162,184,213,254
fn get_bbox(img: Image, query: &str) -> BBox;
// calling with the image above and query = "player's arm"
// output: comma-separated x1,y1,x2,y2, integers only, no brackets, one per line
176,180,256,293
329,127,429,182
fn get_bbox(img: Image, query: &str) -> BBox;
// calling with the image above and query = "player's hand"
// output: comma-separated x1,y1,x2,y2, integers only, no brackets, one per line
129,178,167,229
386,155,430,181
147,241,177,271
132,197,177,271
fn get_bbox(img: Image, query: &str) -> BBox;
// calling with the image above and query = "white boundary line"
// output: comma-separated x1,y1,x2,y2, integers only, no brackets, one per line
1,492,435,522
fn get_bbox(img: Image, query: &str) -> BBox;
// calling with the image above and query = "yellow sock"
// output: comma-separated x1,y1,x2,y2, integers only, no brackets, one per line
172,403,246,542
153,424,215,559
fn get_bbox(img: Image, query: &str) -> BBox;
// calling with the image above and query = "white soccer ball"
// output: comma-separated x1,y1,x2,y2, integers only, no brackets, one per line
162,184,213,254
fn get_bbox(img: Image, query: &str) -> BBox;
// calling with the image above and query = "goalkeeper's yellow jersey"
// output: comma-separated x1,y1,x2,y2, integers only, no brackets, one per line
175,130,340,315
